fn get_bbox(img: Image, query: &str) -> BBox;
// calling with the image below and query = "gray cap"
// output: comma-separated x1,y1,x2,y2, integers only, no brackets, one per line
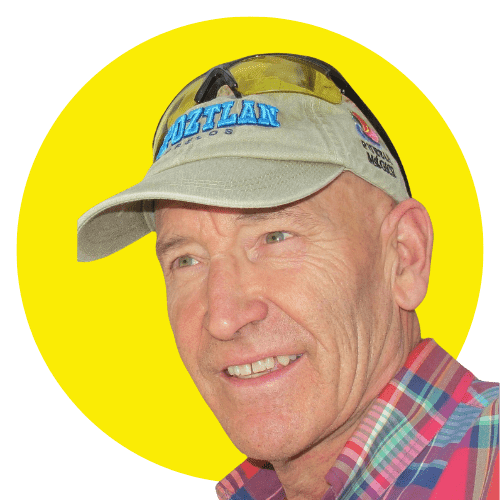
77,92,409,262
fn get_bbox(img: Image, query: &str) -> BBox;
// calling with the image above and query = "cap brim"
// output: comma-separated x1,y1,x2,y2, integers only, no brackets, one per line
77,157,344,262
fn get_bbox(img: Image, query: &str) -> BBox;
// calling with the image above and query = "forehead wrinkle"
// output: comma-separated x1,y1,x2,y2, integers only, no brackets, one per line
235,205,316,227
235,205,295,222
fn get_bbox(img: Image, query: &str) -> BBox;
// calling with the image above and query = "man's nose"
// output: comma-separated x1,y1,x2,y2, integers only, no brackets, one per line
203,256,268,340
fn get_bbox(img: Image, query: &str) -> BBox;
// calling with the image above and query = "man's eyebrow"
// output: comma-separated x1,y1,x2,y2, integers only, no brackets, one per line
156,236,190,258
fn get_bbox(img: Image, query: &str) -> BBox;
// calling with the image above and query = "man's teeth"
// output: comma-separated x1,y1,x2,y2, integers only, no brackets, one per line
227,354,300,379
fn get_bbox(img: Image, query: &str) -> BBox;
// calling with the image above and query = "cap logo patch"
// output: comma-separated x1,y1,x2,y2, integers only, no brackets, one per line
351,111,379,145
156,100,280,160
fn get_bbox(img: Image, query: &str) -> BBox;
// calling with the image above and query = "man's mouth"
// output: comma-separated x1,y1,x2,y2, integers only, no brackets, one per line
225,354,303,379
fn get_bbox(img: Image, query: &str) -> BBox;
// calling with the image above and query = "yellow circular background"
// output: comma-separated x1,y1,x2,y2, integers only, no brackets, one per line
17,18,482,481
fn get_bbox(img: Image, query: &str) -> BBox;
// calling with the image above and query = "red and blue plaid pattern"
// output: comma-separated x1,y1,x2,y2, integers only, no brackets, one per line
216,339,499,500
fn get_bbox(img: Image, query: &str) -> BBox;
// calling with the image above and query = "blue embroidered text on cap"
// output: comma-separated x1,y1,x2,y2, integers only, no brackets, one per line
156,100,280,160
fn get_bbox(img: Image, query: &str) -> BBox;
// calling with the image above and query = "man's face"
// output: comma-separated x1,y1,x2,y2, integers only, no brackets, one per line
155,173,402,461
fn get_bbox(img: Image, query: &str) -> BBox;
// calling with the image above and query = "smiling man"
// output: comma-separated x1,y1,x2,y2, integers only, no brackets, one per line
77,54,499,500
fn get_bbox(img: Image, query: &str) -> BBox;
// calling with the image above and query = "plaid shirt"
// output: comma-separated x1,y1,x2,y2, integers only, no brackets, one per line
216,339,499,500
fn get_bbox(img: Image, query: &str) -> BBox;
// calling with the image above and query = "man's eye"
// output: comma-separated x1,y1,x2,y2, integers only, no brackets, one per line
265,231,292,244
176,256,199,268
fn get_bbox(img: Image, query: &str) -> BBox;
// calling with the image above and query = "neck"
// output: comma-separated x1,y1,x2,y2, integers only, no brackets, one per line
270,407,370,500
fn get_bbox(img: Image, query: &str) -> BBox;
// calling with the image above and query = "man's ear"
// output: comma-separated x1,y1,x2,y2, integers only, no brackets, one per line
382,198,434,311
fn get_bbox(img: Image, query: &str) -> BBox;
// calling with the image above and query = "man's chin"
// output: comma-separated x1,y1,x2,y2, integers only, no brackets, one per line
235,440,301,464
222,417,312,464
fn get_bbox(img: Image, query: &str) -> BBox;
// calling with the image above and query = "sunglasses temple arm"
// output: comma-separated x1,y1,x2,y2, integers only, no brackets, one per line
195,67,242,104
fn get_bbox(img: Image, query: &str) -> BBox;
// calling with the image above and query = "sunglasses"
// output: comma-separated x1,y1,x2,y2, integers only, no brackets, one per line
152,53,411,197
